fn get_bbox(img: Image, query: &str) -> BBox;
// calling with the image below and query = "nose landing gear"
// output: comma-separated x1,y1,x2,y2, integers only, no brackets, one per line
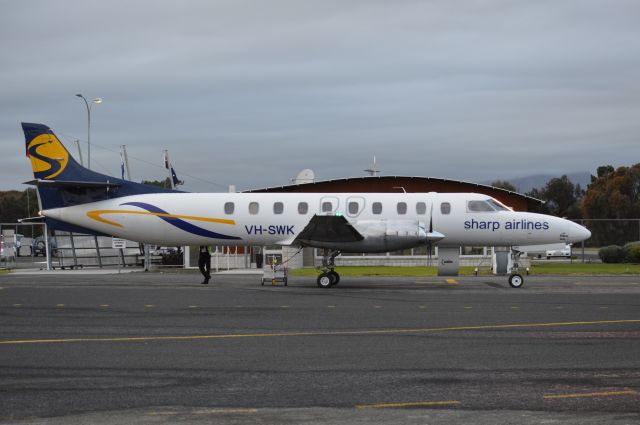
508,249,524,288
508,273,524,288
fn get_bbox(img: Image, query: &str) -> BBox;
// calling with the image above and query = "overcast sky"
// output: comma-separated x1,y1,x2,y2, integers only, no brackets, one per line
1,0,639,192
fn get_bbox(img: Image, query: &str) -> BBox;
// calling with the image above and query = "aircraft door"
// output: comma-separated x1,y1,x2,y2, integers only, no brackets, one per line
346,197,365,218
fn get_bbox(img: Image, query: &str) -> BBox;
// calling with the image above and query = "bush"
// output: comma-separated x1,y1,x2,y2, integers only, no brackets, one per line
623,242,640,263
599,245,624,263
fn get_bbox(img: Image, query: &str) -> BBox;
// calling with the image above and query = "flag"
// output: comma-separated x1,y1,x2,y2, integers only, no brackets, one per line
164,150,183,186
170,166,184,186
120,150,125,180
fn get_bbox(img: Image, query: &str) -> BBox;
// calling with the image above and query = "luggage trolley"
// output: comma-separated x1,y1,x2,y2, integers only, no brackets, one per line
261,250,288,286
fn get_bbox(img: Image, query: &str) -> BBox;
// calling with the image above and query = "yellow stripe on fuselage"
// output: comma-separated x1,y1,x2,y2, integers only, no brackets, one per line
87,210,236,228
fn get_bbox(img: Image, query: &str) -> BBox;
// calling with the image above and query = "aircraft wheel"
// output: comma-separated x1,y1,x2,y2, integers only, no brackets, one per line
317,273,334,288
509,273,524,288
328,271,340,286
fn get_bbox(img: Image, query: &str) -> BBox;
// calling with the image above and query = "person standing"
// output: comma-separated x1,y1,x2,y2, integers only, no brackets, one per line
198,245,212,284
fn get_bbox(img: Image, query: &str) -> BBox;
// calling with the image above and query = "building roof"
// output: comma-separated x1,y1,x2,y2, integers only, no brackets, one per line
245,175,543,212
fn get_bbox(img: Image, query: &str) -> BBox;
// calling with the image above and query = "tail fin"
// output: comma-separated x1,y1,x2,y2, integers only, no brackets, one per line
22,123,179,212
24,123,80,180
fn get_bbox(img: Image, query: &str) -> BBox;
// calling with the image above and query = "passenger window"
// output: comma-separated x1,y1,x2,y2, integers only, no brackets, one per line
416,202,426,215
224,202,234,214
298,202,308,214
348,201,359,215
397,202,407,215
273,202,284,214
322,202,332,213
467,200,495,212
372,202,382,214
249,202,259,215
441,202,451,215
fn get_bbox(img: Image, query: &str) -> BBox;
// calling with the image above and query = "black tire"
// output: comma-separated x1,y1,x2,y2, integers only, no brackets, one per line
509,274,524,288
317,273,334,288
328,271,340,286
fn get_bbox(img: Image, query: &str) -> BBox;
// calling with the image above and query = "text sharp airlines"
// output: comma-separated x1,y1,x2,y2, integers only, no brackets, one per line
21,122,591,288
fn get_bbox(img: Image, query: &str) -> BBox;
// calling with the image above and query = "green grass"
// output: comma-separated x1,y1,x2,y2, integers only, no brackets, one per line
290,263,640,277
528,262,640,275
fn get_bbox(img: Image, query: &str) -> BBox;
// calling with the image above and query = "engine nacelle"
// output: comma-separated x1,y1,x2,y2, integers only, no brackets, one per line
320,220,428,253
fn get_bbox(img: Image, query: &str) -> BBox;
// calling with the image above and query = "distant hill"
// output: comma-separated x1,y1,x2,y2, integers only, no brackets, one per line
482,172,591,194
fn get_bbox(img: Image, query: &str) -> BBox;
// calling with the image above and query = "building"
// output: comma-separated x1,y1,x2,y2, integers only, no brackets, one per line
246,175,540,212
244,176,542,275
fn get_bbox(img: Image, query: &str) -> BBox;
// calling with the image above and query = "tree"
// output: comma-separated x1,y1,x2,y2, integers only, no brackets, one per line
526,175,583,218
0,189,39,223
490,180,517,192
142,178,172,189
582,163,640,245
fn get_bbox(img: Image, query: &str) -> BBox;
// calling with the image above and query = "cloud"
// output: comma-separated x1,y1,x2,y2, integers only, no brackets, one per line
2,0,640,193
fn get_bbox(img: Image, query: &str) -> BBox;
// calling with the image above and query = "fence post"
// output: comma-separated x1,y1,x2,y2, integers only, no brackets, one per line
45,224,52,271
69,232,79,269
581,219,586,263
94,235,102,268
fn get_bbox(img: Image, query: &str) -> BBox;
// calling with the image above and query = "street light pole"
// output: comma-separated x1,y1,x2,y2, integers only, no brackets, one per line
75,94,102,170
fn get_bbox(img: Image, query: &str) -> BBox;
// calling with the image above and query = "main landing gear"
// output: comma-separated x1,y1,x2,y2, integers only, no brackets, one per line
317,249,341,288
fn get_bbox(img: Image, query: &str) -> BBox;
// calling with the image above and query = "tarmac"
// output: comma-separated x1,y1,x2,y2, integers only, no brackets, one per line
0,270,639,424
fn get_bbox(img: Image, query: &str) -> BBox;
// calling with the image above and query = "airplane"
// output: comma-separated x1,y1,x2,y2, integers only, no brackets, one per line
21,122,591,288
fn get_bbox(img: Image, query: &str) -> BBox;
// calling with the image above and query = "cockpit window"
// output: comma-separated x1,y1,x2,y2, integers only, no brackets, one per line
487,199,509,211
467,200,497,212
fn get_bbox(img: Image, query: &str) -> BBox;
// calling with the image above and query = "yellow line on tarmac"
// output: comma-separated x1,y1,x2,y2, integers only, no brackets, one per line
1,319,639,345
356,400,461,409
544,390,638,400
146,408,258,416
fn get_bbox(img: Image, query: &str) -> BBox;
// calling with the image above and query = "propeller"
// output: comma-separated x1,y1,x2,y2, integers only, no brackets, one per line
425,203,445,268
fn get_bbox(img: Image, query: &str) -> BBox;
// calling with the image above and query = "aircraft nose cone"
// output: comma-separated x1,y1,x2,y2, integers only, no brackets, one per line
568,221,591,242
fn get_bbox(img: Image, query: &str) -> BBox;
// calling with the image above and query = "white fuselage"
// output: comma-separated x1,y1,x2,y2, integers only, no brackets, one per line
42,192,590,250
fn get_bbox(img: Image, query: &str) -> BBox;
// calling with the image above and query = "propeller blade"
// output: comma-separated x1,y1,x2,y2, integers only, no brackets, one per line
429,203,434,233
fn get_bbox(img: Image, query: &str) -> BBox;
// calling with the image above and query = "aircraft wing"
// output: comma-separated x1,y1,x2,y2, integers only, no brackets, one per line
24,179,121,189
293,215,364,246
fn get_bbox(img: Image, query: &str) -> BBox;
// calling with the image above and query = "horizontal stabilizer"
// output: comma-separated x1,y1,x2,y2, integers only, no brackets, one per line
18,216,45,223
294,214,364,245
24,179,122,189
